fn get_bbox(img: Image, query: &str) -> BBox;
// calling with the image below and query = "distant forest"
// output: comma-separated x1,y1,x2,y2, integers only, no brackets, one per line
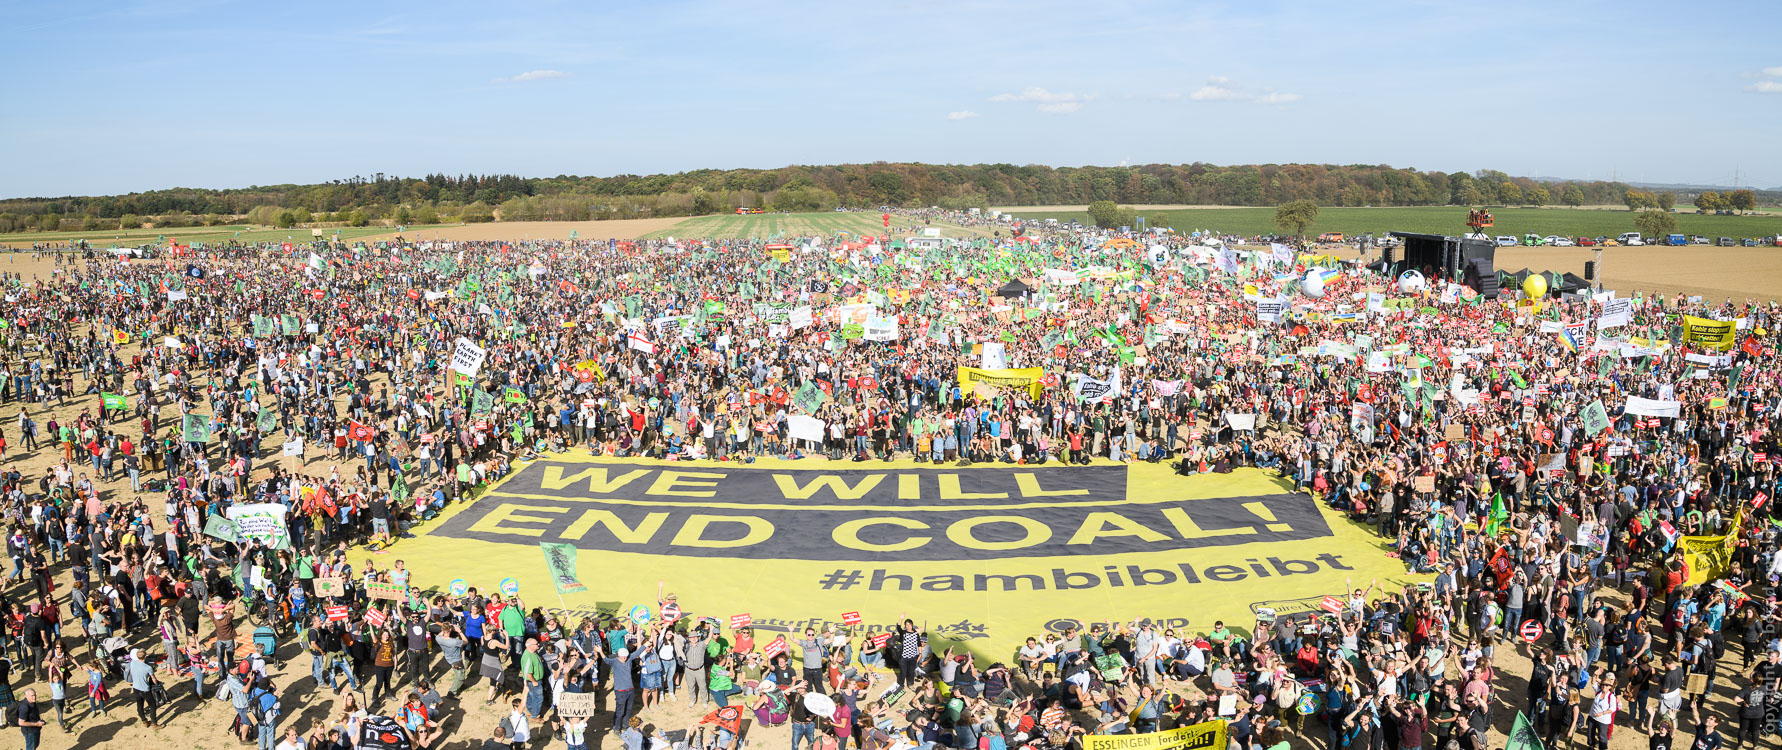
0,162,1771,233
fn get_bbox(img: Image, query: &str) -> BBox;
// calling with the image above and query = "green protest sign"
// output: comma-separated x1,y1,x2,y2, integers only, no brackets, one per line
1581,399,1611,435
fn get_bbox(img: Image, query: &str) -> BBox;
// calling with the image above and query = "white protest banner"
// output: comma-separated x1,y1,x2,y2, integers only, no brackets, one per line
1073,373,1115,404
281,438,304,456
167,289,189,301
449,337,488,377
1256,299,1285,323
788,306,813,330
1685,352,1733,368
1225,413,1258,431
1623,396,1681,418
423,290,451,301
226,503,292,550
863,316,899,341
1598,298,1632,329
787,415,825,443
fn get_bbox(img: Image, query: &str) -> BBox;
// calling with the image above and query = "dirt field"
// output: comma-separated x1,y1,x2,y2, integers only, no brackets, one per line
0,254,1752,750
353,218,688,244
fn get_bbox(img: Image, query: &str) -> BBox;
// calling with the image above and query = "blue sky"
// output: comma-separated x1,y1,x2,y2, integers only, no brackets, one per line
4,0,1780,198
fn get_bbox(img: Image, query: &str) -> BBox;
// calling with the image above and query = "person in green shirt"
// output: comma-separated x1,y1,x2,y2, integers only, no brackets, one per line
520,637,545,718
500,599,526,638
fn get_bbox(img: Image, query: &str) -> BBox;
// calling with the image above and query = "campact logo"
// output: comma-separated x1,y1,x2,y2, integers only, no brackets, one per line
429,461,1335,562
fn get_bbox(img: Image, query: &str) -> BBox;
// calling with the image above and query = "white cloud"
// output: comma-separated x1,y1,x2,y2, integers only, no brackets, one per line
1751,80,1782,94
945,110,980,120
1189,84,1247,101
988,86,1092,114
1187,77,1300,105
1764,66,1782,77
495,69,568,83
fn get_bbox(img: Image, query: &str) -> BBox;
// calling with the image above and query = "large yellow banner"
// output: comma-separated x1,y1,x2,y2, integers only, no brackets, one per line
1682,315,1736,351
1680,508,1744,586
394,459,1422,658
957,366,1046,398
1084,720,1228,750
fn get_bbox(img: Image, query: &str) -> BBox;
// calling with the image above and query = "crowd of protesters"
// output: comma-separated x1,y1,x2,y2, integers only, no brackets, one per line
0,219,1777,750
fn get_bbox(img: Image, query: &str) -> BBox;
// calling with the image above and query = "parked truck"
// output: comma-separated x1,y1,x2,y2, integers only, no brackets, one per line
1667,234,1687,246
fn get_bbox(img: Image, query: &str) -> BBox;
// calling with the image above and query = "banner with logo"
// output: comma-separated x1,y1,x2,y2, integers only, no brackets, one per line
397,458,1419,658
957,366,1045,399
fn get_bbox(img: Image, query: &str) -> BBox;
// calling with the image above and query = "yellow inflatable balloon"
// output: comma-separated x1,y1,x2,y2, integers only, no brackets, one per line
1522,274,1548,299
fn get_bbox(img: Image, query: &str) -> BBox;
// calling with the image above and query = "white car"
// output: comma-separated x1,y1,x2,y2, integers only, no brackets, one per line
1622,236,1644,246
1494,235,1518,246
1546,236,1575,246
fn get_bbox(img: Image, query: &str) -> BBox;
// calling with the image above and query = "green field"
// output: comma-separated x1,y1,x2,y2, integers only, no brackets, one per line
642,212,995,241
0,224,454,248
1009,206,1782,241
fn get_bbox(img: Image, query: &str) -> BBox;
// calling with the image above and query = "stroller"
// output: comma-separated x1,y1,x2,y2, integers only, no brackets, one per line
103,635,133,678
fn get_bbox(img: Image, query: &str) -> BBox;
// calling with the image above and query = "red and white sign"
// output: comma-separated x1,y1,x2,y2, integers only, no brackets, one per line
841,611,862,626
364,608,388,627
763,636,789,659
1520,620,1544,642
1320,596,1345,614
1753,492,1770,510
327,605,350,622
661,602,682,622
868,633,892,648
730,613,752,630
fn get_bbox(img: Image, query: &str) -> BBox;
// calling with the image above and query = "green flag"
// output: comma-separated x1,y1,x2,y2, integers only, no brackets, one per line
257,408,279,433
792,381,829,415
101,392,127,410
1485,493,1509,536
503,386,527,404
472,389,496,414
281,314,299,335
1506,712,1544,750
182,414,211,443
540,542,587,594
1581,399,1611,435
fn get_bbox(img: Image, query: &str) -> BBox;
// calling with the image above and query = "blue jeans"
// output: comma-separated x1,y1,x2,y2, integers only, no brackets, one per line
312,654,328,685
712,685,739,708
792,721,818,750
258,719,279,750
527,681,544,716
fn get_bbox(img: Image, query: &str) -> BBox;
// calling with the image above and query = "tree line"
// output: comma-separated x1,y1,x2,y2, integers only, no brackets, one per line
0,164,1773,234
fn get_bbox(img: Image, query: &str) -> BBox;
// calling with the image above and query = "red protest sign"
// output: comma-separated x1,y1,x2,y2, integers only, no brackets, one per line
869,633,892,648
841,611,862,626
661,602,682,622
1320,596,1345,614
349,421,376,441
763,636,789,658
326,605,350,622
730,613,752,630
364,608,388,627
1520,620,1544,643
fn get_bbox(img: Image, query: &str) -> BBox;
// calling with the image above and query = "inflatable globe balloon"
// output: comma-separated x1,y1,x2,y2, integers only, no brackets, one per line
1522,274,1548,299
1397,269,1426,293
1302,269,1326,298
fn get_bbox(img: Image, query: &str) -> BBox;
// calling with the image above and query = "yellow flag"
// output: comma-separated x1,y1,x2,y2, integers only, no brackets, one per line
112,328,129,345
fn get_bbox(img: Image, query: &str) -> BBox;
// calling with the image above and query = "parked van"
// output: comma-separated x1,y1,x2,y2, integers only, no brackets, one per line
1617,232,1644,245
1666,234,1687,246
1494,236,1518,246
